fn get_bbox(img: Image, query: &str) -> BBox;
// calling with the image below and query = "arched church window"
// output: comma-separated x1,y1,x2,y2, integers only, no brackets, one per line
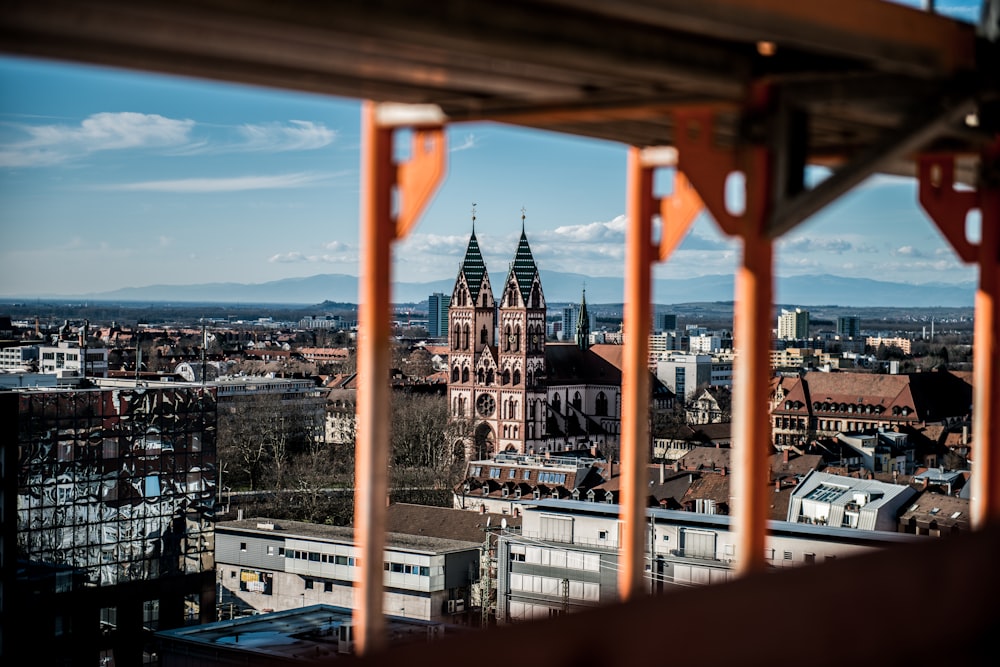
463,324,470,350
552,393,561,413
451,366,459,383
462,367,470,383
477,368,485,384
513,368,521,385
573,392,582,411
504,325,512,352
531,285,540,309
480,325,488,345
502,369,510,385
596,391,608,416
486,369,494,385
453,324,461,349
482,293,488,307
514,326,521,352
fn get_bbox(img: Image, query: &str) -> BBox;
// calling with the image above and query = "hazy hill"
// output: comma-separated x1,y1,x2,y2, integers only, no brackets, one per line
59,271,976,308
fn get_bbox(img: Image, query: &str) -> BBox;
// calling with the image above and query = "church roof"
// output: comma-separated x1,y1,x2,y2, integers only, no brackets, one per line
509,230,539,302
459,232,488,300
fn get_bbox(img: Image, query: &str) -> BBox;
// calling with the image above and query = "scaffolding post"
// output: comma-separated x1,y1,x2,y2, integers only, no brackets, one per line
918,142,1000,528
621,147,701,600
355,101,446,655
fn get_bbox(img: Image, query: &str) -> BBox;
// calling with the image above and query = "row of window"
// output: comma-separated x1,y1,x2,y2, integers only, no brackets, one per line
510,545,602,571
242,542,430,576
509,573,600,601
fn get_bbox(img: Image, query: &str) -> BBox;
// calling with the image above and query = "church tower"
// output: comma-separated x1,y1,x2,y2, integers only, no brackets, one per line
448,210,499,456
575,288,590,350
496,211,547,453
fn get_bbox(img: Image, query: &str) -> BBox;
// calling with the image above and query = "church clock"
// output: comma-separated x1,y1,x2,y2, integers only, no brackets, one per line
476,394,496,417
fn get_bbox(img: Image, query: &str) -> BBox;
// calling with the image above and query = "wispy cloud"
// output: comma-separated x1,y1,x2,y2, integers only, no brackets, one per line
780,236,877,254
0,114,338,166
0,112,195,167
236,120,335,152
99,172,336,193
449,133,479,152
893,245,924,257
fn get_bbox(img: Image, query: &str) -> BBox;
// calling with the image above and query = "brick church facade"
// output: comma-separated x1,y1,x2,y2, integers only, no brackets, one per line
447,219,671,457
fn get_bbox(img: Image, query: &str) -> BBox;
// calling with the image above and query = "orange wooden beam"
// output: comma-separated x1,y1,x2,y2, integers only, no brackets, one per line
354,101,446,655
621,147,701,599
919,144,1000,528
674,97,775,576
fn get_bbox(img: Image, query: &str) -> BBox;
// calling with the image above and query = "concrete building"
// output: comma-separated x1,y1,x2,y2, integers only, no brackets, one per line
0,343,38,369
777,308,810,340
38,340,109,377
427,292,451,338
495,499,920,623
866,335,912,354
788,470,918,531
215,519,480,623
7,385,218,666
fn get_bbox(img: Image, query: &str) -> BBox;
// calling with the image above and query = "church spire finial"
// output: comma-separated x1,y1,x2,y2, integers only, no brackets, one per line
521,206,526,233
471,202,477,234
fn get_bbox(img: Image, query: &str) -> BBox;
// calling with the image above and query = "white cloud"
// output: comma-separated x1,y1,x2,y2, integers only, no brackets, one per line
449,133,479,152
0,112,195,166
98,172,335,193
546,215,627,243
268,249,358,264
893,245,924,257
779,236,876,254
237,120,335,152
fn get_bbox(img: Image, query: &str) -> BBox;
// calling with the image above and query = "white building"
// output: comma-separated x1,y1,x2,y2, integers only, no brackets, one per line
0,344,38,369
495,499,921,623
215,519,480,622
778,308,810,340
788,470,918,531
38,341,109,378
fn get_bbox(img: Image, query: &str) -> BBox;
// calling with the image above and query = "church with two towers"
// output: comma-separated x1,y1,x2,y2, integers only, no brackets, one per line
446,213,672,458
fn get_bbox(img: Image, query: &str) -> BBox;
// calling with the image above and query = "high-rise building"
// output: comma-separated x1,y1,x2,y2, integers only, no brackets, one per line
777,308,810,340
7,385,218,665
837,315,861,340
427,292,451,338
561,305,579,342
658,313,678,332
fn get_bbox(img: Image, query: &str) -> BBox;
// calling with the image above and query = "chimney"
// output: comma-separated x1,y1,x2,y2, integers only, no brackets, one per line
782,449,790,464
590,445,597,457
720,466,726,476
689,473,694,484
775,478,781,491
673,460,681,473
922,477,929,491
659,462,666,485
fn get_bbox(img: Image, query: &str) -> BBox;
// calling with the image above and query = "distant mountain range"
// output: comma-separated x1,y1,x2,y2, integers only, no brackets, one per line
31,271,975,308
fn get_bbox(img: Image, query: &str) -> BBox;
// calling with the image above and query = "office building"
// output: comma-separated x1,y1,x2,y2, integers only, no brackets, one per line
658,313,678,332
837,315,861,340
7,385,218,666
427,292,451,338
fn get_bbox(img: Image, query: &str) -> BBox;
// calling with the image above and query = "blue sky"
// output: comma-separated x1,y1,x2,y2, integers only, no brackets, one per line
0,1,984,298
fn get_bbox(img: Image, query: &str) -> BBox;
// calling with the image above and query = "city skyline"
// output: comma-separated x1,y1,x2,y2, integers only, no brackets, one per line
0,2,983,300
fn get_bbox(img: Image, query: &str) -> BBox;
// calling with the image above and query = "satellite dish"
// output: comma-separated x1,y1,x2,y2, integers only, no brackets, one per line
486,516,491,528
500,518,507,530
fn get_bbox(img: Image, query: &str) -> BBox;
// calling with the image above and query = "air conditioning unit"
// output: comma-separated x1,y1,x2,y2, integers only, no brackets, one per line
447,600,456,613
455,600,465,613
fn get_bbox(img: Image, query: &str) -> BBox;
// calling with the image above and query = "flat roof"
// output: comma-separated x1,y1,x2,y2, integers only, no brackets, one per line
156,604,445,663
218,518,481,554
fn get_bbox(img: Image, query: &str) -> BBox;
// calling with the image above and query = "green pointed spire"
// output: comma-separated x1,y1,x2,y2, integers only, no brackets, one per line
510,228,539,303
460,231,488,301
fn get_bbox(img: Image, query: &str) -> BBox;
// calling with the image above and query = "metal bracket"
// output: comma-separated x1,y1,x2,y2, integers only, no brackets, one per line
637,146,703,261
918,153,979,262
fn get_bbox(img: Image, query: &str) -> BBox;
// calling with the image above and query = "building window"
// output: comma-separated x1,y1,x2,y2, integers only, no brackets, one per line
240,542,247,552
267,545,275,556
324,581,333,592
804,553,816,565
305,579,314,590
